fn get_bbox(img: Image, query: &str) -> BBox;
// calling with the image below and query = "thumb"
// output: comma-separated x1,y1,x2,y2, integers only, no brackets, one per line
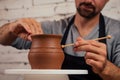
76,37,84,41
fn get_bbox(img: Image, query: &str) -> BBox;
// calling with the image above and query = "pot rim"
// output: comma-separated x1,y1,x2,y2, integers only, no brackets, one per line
31,34,62,38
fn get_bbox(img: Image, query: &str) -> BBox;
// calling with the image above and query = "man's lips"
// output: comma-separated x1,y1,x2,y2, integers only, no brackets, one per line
79,2,95,10
80,4,94,11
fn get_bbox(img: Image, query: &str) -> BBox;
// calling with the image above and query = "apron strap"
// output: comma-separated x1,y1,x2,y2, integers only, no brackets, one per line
61,15,75,45
99,13,106,43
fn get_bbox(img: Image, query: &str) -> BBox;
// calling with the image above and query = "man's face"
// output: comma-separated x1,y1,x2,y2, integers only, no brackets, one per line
75,0,108,18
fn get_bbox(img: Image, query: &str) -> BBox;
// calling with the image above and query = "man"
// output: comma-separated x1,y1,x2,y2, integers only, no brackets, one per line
0,0,120,80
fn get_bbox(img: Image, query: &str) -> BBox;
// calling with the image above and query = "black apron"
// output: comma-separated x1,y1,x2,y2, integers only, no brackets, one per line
61,13,106,80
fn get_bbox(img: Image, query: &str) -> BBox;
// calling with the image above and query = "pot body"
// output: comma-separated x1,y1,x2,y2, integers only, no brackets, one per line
28,34,64,69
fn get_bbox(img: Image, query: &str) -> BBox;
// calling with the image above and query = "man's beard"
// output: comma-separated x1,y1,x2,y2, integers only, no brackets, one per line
77,2,98,19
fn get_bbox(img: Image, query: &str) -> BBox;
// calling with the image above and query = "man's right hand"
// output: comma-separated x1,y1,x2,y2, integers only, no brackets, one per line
10,18,43,41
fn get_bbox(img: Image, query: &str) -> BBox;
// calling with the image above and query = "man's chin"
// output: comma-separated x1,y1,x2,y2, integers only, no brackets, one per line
79,12,96,19
77,9,94,18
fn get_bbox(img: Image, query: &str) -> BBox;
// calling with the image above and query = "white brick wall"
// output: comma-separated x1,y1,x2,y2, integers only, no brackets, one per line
33,0,65,5
102,0,120,20
0,0,120,80
0,0,32,9
0,0,75,26
0,45,30,80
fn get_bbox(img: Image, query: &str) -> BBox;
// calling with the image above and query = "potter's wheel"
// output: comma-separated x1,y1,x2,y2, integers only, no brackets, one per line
5,69,88,80
5,69,88,74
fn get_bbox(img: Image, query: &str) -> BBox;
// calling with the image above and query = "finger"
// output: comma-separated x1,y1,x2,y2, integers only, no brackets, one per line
12,23,31,37
85,40,107,56
86,59,105,73
18,32,32,41
23,18,36,34
28,18,38,34
85,52,105,61
37,23,43,34
88,40,106,50
74,38,88,47
18,33,27,40
29,18,42,34
74,40,89,52
19,22,32,34
25,18,43,34
76,37,84,41
74,42,88,51
74,44,106,56
15,19,32,34
16,18,43,35
27,35,32,41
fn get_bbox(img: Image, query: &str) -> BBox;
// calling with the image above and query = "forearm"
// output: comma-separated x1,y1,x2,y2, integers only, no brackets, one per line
0,23,17,45
99,61,120,80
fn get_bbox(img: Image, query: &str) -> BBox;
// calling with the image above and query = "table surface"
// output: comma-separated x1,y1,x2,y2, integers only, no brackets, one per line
5,69,88,75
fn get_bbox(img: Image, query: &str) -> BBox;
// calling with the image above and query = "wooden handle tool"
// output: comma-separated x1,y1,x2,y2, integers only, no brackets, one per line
61,35,112,48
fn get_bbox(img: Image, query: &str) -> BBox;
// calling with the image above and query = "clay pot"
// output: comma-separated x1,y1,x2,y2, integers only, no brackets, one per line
28,34,64,69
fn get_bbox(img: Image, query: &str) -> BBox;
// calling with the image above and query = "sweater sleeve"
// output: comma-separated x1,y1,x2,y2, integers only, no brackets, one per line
12,37,31,49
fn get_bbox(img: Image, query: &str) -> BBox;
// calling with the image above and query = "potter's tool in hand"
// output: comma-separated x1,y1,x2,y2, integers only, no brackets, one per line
61,35,112,48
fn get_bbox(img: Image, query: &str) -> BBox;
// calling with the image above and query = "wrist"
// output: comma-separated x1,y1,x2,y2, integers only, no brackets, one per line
99,61,120,80
1,22,18,45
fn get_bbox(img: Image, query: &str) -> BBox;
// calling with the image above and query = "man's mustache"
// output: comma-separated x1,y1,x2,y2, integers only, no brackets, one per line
79,2,95,9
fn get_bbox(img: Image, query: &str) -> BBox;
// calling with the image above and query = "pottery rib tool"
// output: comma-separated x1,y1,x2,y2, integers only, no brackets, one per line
61,35,112,48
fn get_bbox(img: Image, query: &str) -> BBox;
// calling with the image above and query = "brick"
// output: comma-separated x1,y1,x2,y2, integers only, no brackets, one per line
0,9,25,20
55,2,75,15
0,63,30,71
0,45,29,63
0,53,29,63
0,0,32,10
102,0,120,20
67,0,74,2
0,20,9,27
0,52,29,63
33,0,64,5
0,45,29,54
102,9,120,20
35,15,68,22
24,5,55,17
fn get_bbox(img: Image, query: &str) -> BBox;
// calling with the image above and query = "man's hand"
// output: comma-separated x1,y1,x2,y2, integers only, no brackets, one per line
74,37,120,80
0,18,43,45
74,37,107,74
10,18,43,41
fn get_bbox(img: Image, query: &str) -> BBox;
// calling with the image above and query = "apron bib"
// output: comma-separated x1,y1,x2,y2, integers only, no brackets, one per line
61,13,106,80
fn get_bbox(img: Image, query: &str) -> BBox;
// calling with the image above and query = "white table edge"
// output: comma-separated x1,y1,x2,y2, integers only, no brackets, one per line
5,69,88,75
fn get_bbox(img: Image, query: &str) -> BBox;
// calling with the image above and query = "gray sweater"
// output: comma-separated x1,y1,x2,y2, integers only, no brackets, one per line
12,15,120,67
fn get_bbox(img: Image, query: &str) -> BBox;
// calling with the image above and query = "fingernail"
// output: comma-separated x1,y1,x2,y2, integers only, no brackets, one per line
75,42,79,46
86,59,91,65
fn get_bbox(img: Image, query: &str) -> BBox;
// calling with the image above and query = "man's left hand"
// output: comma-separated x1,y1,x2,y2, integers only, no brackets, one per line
74,37,107,74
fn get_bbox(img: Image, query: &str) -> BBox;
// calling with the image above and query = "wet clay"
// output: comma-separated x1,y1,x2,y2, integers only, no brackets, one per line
28,34,64,69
